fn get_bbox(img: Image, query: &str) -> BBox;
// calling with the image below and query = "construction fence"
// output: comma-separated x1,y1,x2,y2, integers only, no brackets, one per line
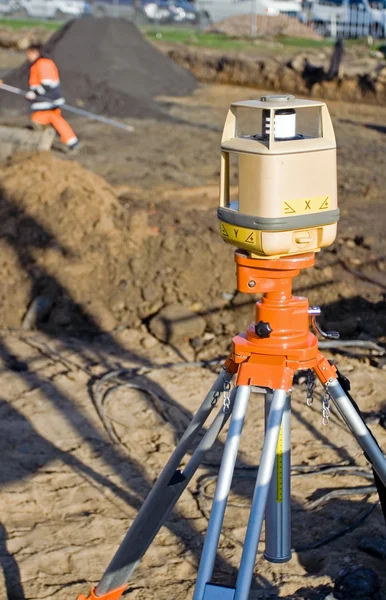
1,1,386,39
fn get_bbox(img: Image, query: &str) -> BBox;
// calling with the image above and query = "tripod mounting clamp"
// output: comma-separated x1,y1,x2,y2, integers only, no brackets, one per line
309,306,340,340
235,249,315,295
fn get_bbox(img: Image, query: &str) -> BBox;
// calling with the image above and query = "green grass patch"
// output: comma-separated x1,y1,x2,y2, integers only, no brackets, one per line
143,26,340,52
142,26,262,50
276,35,334,48
0,18,61,30
278,34,374,47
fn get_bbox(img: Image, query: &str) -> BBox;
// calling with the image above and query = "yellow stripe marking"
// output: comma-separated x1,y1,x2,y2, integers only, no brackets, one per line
276,425,283,504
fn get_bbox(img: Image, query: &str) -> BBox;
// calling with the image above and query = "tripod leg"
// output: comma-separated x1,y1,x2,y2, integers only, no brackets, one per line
234,389,288,600
95,367,234,597
264,392,291,564
325,378,386,486
193,385,251,600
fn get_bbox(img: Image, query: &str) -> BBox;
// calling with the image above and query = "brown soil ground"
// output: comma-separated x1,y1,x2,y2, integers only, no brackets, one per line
0,45,385,600
0,331,385,600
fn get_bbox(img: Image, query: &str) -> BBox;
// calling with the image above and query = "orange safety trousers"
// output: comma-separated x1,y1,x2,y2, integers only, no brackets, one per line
31,109,77,145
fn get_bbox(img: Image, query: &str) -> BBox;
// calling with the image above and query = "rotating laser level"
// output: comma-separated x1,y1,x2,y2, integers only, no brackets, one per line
218,95,339,258
77,97,386,600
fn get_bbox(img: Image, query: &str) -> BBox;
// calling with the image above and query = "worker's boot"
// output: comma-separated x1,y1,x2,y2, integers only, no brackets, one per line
64,140,81,155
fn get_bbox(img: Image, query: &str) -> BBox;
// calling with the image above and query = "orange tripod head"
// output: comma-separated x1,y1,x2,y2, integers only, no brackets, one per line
234,250,315,296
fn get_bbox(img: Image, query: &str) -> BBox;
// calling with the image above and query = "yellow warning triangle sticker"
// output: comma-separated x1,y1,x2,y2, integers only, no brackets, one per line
221,223,229,237
284,202,295,214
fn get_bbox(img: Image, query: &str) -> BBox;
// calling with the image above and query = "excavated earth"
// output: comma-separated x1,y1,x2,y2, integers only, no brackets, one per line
161,43,386,105
0,41,385,600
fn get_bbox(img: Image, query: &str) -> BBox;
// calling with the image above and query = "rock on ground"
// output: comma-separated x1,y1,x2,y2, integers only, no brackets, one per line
334,567,379,599
149,303,206,344
0,125,54,161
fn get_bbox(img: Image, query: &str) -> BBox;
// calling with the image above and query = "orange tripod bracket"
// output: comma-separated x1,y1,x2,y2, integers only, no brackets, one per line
77,584,127,600
231,251,336,390
235,249,315,295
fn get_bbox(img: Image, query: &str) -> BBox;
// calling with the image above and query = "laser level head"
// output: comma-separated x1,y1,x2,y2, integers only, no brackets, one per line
218,95,339,259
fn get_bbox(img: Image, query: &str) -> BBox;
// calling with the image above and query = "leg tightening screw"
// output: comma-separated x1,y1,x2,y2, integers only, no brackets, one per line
255,321,273,338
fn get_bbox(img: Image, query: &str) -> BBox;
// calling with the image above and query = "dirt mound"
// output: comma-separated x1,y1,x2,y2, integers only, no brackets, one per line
0,18,196,118
207,14,322,40
0,152,126,330
0,152,236,334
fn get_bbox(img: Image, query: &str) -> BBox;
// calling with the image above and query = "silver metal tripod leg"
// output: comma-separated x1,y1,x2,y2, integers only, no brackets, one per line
264,392,291,564
234,389,288,600
193,385,251,600
326,379,386,486
96,367,233,596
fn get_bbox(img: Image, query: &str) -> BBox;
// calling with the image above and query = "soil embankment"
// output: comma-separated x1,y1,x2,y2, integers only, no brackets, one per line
161,43,386,104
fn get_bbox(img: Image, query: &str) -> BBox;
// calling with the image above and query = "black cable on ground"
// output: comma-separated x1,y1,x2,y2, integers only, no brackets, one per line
92,359,227,445
92,341,386,442
293,503,378,552
196,466,379,553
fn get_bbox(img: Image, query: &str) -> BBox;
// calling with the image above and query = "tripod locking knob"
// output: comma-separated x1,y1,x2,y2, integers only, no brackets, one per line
255,321,273,338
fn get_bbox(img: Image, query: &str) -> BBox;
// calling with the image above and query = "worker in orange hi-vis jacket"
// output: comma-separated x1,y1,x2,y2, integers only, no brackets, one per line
25,43,79,152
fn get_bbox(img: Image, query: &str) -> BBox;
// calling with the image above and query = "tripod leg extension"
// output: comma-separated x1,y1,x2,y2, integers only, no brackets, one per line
234,389,288,600
92,367,234,598
264,392,291,564
193,386,251,600
325,378,386,487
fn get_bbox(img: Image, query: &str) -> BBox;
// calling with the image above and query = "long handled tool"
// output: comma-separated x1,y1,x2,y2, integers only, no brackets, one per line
0,82,134,132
